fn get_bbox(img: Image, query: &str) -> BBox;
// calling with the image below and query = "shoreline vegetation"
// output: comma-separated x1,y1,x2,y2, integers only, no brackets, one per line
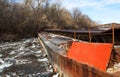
0,0,97,42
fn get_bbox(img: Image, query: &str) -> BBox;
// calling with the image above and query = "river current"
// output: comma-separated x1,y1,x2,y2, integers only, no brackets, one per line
0,38,58,77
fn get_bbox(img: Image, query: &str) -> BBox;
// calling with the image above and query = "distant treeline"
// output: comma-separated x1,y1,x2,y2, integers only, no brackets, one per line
0,0,97,42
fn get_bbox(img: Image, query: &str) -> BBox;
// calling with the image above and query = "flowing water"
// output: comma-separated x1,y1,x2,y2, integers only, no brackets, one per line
0,38,58,77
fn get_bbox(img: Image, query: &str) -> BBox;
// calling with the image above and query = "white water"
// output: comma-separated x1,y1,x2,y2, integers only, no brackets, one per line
0,38,57,77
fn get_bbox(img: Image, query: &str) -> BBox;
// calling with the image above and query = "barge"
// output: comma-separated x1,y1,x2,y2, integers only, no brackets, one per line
38,32,120,77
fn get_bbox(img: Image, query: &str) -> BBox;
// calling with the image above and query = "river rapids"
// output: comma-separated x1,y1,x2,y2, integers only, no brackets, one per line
0,38,58,77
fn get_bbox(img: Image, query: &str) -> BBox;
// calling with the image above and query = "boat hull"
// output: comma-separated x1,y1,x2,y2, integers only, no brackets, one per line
38,33,117,77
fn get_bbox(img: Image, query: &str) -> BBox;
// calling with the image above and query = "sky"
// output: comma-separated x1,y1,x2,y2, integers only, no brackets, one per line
52,0,120,24
15,0,120,24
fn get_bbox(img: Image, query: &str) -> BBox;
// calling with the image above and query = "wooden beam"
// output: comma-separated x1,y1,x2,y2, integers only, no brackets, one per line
112,23,115,44
74,31,76,39
88,28,91,42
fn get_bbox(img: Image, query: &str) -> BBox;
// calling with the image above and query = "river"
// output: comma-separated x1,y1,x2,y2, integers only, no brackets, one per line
0,38,58,77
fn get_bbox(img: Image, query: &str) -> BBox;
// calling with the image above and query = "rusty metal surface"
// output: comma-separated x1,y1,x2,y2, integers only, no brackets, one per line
67,41,113,71
44,29,120,43
38,33,119,77
44,29,104,34
44,24,120,34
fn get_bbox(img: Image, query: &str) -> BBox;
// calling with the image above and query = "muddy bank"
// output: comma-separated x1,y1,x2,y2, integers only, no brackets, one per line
0,33,37,43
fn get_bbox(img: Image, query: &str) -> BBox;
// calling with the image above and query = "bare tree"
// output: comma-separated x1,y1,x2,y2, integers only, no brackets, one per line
0,0,97,41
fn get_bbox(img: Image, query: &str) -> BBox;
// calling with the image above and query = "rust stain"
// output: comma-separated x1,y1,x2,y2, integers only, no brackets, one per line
38,33,118,77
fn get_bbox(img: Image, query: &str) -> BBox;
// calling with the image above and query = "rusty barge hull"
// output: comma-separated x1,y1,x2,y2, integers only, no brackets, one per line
38,32,118,77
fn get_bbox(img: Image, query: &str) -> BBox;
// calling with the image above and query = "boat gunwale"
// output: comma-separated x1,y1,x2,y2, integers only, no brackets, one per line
38,32,118,77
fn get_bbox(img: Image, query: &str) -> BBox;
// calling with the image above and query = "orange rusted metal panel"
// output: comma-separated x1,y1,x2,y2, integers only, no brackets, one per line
67,42,113,71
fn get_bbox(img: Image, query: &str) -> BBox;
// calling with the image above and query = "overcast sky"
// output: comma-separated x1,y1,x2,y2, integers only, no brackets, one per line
15,0,120,24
